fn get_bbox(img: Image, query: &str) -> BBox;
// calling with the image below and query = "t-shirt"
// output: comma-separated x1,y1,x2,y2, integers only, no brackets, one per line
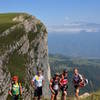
60,77,68,86
12,83,20,95
50,78,59,91
32,75,44,87
73,74,83,84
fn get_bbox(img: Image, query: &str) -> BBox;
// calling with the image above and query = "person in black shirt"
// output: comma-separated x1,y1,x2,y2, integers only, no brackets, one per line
49,73,60,100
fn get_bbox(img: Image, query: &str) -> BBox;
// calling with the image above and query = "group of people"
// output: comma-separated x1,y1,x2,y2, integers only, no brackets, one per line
8,68,88,100
49,68,88,100
49,70,68,100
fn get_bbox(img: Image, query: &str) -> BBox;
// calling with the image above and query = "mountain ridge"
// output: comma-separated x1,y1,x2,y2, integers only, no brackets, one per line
0,13,50,100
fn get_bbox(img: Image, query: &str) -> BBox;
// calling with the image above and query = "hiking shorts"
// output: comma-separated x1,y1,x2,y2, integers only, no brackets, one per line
60,85,68,93
34,87,42,97
12,95,20,100
74,85,79,92
54,90,58,96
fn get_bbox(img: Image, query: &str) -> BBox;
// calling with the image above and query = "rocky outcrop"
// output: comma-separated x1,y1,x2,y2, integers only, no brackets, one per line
0,13,50,100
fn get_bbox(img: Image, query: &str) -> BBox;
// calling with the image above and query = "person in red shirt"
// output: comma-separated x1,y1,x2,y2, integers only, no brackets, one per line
60,69,68,100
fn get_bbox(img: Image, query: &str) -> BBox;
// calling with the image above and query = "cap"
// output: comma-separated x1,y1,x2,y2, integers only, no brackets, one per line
12,76,18,81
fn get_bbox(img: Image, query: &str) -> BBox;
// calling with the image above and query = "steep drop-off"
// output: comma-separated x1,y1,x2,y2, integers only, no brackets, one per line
0,13,50,100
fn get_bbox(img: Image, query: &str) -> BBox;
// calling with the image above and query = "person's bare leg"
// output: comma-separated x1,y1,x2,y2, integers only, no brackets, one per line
54,95,57,100
51,94,55,100
38,96,42,100
61,94,63,100
33,96,37,100
75,88,80,100
63,91,67,100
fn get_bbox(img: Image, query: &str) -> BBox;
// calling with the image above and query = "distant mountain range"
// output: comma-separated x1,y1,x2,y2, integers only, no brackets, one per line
48,31,100,58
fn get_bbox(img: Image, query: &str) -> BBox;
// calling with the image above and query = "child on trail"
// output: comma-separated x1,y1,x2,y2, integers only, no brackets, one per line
8,76,22,100
31,70,44,100
60,69,68,100
49,73,60,100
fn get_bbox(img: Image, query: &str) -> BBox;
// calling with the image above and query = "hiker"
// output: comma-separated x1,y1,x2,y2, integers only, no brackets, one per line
8,76,22,100
60,69,68,100
73,68,84,100
49,73,60,100
31,70,44,100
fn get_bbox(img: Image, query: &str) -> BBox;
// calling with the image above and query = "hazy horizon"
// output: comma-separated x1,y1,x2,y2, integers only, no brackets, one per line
1,0,100,58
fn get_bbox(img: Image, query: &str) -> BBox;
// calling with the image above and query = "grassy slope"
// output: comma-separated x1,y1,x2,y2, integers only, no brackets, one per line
0,13,29,33
7,50,27,82
0,13,35,82
81,91,100,100
0,13,26,54
0,13,20,33
0,27,26,54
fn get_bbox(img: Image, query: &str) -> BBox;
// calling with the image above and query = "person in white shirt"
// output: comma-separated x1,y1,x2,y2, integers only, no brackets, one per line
73,68,83,100
31,70,44,100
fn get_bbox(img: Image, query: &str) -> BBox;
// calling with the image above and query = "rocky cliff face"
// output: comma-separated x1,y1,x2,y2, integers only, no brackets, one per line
0,13,51,100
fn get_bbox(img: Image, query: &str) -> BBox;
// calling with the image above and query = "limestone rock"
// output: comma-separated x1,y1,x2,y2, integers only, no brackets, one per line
0,13,50,100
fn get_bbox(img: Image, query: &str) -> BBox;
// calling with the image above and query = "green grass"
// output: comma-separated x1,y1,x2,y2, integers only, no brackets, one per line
7,50,27,83
0,26,26,54
0,13,29,33
72,58,100,66
0,13,27,54
0,13,21,33
81,91,100,100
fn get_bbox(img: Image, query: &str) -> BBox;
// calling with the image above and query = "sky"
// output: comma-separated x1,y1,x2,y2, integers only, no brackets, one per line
0,0,100,33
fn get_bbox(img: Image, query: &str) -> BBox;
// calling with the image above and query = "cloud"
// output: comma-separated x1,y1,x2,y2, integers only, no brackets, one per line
47,22,100,33
65,16,70,21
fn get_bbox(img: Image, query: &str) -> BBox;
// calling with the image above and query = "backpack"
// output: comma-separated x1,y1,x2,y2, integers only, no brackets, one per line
73,74,88,87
